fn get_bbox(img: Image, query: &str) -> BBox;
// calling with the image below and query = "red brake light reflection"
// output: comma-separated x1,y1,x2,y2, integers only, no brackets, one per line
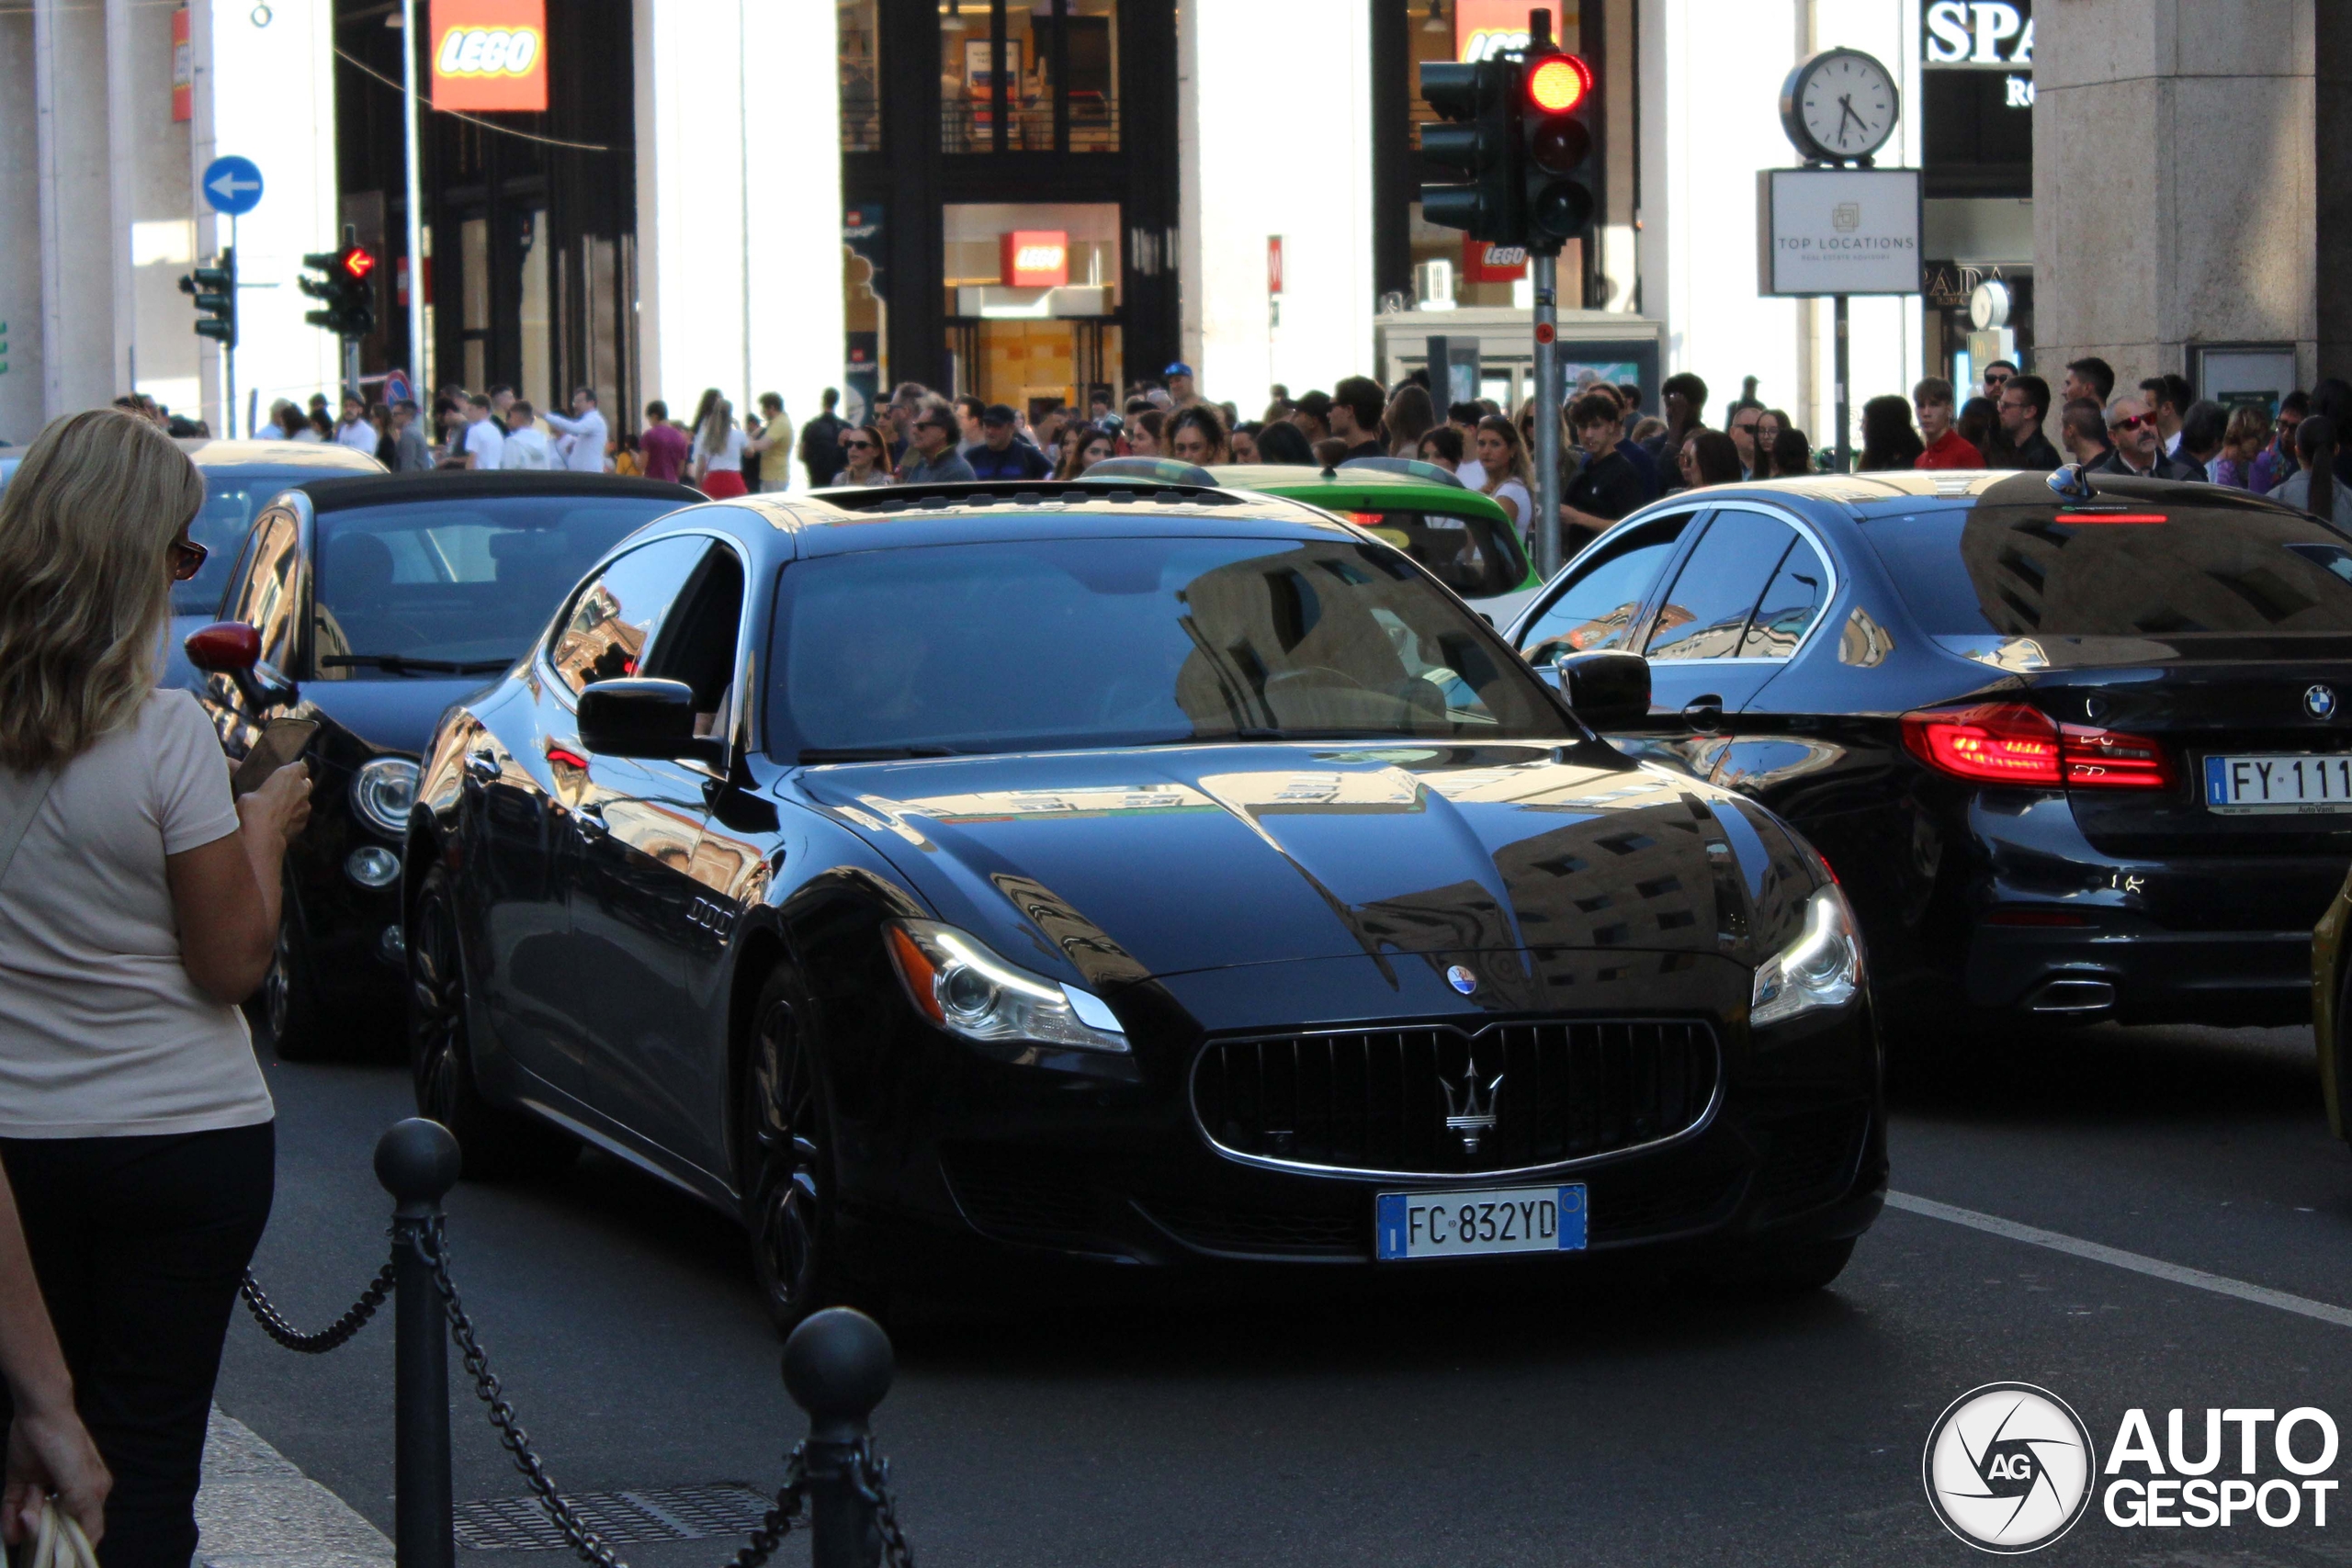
1900,702,2174,791
2053,512,2167,525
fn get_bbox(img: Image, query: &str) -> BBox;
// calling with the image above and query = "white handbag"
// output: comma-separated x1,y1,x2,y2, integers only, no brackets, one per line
14,1498,98,1568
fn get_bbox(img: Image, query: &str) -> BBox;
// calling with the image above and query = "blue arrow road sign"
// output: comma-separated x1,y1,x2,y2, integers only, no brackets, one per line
200,156,265,217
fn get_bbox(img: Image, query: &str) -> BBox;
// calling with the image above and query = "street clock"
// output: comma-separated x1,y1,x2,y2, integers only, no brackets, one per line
1780,48,1899,163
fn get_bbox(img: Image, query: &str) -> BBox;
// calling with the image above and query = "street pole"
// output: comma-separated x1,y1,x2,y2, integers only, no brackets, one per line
1531,250,1564,578
1833,292,1850,473
342,222,363,399
376,1120,458,1568
401,0,427,399
227,216,239,437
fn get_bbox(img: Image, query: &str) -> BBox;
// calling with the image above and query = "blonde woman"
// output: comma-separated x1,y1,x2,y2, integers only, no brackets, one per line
1472,413,1534,538
690,396,749,500
0,409,311,1566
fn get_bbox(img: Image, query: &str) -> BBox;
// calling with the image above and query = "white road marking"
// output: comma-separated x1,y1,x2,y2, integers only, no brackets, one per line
1886,1190,2352,1331
198,1406,392,1568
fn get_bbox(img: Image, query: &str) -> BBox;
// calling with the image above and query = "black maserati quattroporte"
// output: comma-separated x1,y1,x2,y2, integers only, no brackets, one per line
405,477,1885,1328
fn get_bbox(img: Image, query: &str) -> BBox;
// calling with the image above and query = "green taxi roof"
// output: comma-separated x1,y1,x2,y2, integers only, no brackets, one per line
1209,463,1511,525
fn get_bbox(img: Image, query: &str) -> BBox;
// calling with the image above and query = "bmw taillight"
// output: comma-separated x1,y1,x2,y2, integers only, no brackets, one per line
1900,702,2173,791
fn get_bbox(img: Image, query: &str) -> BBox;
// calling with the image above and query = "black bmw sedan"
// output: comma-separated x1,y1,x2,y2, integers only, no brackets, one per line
186,470,697,1057
1507,468,2352,1035
405,477,1884,1329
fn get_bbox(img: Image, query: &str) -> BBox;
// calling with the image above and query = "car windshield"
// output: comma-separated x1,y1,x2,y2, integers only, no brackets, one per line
767,535,1575,758
178,468,321,616
311,495,669,678
1862,498,2352,637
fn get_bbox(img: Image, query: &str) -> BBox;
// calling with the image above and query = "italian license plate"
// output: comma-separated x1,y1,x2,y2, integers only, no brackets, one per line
1374,1184,1588,1261
2203,754,2352,814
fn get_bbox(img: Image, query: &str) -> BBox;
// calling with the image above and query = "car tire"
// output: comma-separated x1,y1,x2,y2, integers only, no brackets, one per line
407,863,576,1180
1713,1236,1857,1296
739,966,868,1337
256,882,332,1063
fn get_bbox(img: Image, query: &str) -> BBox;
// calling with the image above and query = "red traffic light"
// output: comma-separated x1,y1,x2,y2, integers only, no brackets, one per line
1526,54,1592,115
337,245,377,281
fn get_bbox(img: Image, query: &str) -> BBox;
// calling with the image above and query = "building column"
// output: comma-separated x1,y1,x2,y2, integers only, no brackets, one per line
0,6,44,442
2034,0,2316,397
636,0,842,448
35,0,119,420
1182,0,1374,407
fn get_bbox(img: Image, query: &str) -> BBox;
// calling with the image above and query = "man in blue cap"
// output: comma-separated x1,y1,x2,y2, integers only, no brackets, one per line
1165,362,1198,408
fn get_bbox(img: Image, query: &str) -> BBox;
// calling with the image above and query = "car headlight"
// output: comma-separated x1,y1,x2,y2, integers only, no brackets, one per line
1751,884,1862,1028
350,757,420,836
884,919,1129,1055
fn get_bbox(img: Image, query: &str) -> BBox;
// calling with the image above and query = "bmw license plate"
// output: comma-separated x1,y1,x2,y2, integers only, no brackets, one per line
1374,1184,1588,1260
2203,754,2352,814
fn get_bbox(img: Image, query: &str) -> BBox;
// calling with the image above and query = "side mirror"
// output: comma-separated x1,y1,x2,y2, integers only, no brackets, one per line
576,678,724,764
1549,649,1651,729
186,620,299,707
185,620,260,672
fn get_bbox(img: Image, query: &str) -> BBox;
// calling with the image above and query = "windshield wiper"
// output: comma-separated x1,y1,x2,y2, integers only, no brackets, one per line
320,654,514,675
797,744,961,764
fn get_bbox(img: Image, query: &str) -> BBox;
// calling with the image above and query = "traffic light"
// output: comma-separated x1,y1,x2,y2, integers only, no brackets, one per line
178,251,236,348
300,244,378,337
1521,50,1598,249
1419,56,1522,244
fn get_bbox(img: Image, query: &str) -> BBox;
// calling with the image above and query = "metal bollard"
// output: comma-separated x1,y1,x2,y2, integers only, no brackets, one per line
375,1118,462,1568
783,1308,896,1568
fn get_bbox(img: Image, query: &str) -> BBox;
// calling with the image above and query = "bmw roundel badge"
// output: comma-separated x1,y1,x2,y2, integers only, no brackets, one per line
1446,964,1478,996
2309,683,2339,719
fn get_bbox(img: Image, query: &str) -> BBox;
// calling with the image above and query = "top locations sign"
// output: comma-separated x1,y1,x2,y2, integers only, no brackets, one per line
431,0,548,113
1757,167,1923,297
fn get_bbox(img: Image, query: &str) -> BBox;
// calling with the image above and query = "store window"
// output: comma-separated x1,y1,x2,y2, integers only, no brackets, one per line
840,0,880,152
942,202,1122,412
940,0,1120,155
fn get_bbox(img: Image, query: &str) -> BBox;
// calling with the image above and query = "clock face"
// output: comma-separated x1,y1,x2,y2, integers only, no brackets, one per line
1797,50,1897,158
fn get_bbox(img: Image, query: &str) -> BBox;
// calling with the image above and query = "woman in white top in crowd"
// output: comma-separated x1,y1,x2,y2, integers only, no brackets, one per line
690,397,749,500
1470,413,1534,539
0,409,311,1567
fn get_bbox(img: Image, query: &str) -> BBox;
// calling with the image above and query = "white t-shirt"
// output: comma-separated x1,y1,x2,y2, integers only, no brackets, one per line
1488,477,1532,535
0,691,274,1137
335,419,379,454
501,426,553,469
464,419,506,469
692,427,747,472
544,408,611,473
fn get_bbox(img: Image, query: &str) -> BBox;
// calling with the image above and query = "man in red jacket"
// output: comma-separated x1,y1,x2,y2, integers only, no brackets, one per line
1913,377,1983,468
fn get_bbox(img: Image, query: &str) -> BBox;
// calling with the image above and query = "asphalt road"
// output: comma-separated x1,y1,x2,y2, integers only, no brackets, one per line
214,1019,2352,1567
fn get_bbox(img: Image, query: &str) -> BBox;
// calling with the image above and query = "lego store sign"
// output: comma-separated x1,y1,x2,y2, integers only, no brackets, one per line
1454,0,1577,62
431,0,547,113
1000,231,1069,288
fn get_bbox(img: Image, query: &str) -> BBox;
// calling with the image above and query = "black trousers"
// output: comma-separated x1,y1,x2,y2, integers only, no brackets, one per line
1,1122,275,1568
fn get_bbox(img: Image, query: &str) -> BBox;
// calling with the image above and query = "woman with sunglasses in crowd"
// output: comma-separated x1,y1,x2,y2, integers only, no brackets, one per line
0,409,314,1565
831,423,893,487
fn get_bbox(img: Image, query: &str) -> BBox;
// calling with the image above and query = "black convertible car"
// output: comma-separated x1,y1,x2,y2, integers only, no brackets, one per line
1508,468,2352,1032
406,477,1885,1329
186,471,697,1056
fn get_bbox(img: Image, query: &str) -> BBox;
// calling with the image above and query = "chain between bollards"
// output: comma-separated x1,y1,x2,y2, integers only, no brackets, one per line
244,1119,912,1568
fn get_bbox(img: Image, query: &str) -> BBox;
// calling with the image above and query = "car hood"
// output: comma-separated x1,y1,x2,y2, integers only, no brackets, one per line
300,672,504,758
797,741,1811,990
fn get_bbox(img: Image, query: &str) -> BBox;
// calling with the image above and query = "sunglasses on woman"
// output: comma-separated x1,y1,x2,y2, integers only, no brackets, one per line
842,438,876,451
169,535,209,581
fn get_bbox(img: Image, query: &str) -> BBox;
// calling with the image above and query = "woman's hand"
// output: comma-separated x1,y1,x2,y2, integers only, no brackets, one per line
5,1404,108,1547
236,761,312,851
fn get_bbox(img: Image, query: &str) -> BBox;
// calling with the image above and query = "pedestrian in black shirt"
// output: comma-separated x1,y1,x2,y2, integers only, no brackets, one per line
1329,377,1387,461
798,388,847,487
1994,375,2062,470
1560,391,1646,550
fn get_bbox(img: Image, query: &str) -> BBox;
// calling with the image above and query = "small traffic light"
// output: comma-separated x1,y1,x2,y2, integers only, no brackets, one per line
300,244,378,337
1419,56,1522,244
1521,51,1598,249
178,250,237,348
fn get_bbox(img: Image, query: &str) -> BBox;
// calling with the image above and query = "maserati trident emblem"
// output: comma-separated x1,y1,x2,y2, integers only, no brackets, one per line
2307,683,2338,719
1445,964,1477,995
1441,1058,1504,1154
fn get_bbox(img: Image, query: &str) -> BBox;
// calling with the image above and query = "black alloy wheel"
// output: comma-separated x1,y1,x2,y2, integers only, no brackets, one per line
407,864,575,1179
741,967,845,1334
257,880,330,1062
